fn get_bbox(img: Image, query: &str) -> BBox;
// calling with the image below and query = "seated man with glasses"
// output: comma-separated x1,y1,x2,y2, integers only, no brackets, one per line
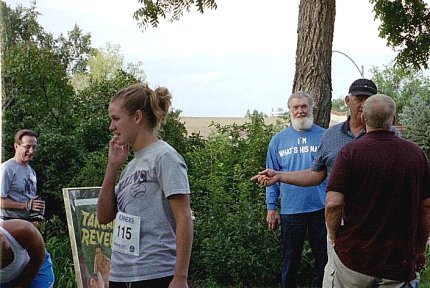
1,129,45,221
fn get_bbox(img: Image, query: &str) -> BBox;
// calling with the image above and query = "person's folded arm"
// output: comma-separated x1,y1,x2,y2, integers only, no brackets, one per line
7,220,45,288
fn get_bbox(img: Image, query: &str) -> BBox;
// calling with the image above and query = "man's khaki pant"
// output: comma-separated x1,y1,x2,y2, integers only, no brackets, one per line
322,247,413,288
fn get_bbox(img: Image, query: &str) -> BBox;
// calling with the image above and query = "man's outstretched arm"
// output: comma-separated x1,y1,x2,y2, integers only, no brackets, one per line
251,169,326,187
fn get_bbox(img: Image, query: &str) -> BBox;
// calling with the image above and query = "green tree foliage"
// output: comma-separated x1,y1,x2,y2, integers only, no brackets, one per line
246,109,268,118
371,65,430,158
371,65,430,123
70,43,146,92
160,109,195,155
1,1,84,212
2,43,74,127
1,1,142,214
133,0,217,29
331,98,347,112
70,43,124,91
55,24,92,75
1,0,90,143
1,40,77,204
187,115,286,285
71,75,133,152
1,1,92,74
370,0,430,69
88,44,124,81
43,216,76,287
0,1,44,49
399,95,430,158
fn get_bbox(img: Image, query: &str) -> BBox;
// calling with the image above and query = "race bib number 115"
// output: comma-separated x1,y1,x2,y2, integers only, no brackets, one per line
112,212,141,256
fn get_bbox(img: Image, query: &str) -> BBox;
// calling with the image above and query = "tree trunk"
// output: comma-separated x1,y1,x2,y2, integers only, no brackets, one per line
293,0,336,128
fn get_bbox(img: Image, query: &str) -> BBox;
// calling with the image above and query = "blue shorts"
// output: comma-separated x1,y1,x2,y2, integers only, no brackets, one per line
1,250,55,288
31,250,55,288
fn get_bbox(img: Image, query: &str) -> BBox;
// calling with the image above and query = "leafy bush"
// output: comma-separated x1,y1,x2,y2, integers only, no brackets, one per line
420,247,430,288
187,115,288,286
43,216,76,288
399,95,430,158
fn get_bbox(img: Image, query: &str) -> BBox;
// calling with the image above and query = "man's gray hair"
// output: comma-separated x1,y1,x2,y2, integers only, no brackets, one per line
287,91,314,110
363,94,396,130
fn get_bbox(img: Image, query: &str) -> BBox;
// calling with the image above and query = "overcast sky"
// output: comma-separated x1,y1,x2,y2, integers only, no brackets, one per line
7,0,399,116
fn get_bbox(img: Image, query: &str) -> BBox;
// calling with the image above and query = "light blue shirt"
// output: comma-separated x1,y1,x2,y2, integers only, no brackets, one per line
266,125,326,214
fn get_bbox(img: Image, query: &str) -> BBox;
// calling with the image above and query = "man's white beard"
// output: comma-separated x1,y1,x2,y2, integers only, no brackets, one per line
291,115,313,130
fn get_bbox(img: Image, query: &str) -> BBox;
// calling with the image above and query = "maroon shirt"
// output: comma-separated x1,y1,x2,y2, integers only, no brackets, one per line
328,130,430,281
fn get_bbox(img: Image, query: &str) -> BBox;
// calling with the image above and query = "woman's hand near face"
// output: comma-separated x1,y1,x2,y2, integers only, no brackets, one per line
97,136,126,224
108,137,129,169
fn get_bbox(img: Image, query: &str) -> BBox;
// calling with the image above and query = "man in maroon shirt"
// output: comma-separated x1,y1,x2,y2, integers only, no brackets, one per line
325,94,430,287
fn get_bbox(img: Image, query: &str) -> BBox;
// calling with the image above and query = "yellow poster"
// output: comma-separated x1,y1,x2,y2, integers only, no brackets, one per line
63,187,112,288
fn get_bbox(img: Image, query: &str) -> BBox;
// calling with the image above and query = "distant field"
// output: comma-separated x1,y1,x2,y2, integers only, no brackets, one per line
180,113,348,137
180,117,286,137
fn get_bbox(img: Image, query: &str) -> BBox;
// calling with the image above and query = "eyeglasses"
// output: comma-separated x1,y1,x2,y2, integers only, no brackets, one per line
19,144,38,151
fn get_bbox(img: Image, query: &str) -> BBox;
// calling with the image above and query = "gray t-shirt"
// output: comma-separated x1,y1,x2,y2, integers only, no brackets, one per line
1,159,37,219
109,140,190,282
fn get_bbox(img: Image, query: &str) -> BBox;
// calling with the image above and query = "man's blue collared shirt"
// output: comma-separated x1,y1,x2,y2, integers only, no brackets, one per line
311,118,399,178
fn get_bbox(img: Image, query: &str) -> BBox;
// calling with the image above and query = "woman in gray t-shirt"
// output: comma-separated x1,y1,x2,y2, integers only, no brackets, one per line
96,83,193,288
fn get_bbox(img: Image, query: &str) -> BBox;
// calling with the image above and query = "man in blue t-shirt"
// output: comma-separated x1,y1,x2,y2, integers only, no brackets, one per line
252,78,379,187
265,91,327,288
